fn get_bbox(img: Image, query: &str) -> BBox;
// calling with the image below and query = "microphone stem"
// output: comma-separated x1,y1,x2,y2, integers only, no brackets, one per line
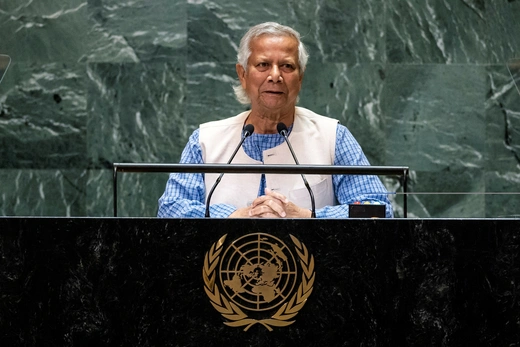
281,131,316,218
205,131,251,218
205,173,224,218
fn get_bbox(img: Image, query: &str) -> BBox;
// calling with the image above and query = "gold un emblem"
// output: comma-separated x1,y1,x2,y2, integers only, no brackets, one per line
203,233,315,331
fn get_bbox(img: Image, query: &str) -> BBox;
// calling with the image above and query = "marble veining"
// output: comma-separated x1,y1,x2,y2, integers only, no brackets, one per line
0,0,519,217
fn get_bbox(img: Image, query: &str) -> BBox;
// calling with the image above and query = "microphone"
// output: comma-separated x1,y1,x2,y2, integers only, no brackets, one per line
277,122,316,218
205,124,254,217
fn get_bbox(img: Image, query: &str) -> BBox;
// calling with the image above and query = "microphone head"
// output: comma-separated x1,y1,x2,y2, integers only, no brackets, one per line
243,123,254,137
276,122,288,135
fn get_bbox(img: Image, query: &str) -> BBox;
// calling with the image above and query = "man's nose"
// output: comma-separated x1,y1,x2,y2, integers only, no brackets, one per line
269,65,281,82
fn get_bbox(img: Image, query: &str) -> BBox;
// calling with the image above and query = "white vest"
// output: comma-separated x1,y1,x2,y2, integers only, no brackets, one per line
200,107,338,209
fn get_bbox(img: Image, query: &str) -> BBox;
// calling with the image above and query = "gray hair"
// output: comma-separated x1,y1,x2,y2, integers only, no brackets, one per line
233,22,309,105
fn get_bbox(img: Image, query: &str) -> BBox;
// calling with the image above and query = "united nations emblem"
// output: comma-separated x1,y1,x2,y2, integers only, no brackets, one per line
202,233,315,331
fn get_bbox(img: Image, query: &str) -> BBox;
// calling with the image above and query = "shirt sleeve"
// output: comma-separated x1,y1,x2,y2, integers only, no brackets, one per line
315,124,394,218
157,129,238,218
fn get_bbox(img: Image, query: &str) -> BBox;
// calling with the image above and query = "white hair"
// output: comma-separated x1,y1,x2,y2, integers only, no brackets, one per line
233,22,309,105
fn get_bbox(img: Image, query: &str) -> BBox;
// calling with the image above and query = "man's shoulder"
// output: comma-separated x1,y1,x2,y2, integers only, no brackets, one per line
295,107,339,130
200,111,250,129
295,106,339,124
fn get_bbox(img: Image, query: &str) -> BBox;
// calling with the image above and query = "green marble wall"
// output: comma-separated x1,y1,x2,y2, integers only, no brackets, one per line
0,0,519,218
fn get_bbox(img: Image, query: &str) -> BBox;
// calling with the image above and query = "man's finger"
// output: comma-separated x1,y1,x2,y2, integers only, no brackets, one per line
249,201,286,218
264,188,289,203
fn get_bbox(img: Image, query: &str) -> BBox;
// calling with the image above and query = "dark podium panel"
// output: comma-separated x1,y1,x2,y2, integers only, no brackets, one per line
0,218,519,346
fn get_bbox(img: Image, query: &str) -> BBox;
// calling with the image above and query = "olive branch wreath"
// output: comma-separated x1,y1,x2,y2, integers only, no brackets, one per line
202,234,315,331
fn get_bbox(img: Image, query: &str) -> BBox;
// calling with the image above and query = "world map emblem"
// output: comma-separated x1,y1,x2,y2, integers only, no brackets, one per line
203,233,315,331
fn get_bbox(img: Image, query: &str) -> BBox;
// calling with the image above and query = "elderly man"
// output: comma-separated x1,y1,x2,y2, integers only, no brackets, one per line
158,22,392,218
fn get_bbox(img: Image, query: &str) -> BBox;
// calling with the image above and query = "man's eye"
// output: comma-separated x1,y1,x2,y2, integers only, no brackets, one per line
282,64,295,71
258,63,269,67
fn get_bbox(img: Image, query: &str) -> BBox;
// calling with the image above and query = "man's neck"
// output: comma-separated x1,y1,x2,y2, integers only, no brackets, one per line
247,107,295,134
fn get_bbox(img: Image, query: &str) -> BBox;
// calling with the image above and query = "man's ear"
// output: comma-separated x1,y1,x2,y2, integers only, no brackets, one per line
236,64,246,88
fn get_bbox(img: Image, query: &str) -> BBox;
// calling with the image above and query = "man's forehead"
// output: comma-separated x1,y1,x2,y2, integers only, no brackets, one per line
250,34,298,46
249,36,299,57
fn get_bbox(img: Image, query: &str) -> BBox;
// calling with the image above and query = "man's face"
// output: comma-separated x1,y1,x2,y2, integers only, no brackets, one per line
236,35,303,113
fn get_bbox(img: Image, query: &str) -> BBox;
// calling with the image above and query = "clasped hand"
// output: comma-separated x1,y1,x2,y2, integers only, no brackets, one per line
229,188,312,218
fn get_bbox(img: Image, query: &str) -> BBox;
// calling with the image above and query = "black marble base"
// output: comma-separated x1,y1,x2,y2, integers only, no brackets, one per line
0,218,519,346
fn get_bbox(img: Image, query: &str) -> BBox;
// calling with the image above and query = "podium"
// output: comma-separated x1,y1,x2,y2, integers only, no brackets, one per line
1,217,519,346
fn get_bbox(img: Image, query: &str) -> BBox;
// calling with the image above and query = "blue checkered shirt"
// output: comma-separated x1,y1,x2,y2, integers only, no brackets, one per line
158,124,393,218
